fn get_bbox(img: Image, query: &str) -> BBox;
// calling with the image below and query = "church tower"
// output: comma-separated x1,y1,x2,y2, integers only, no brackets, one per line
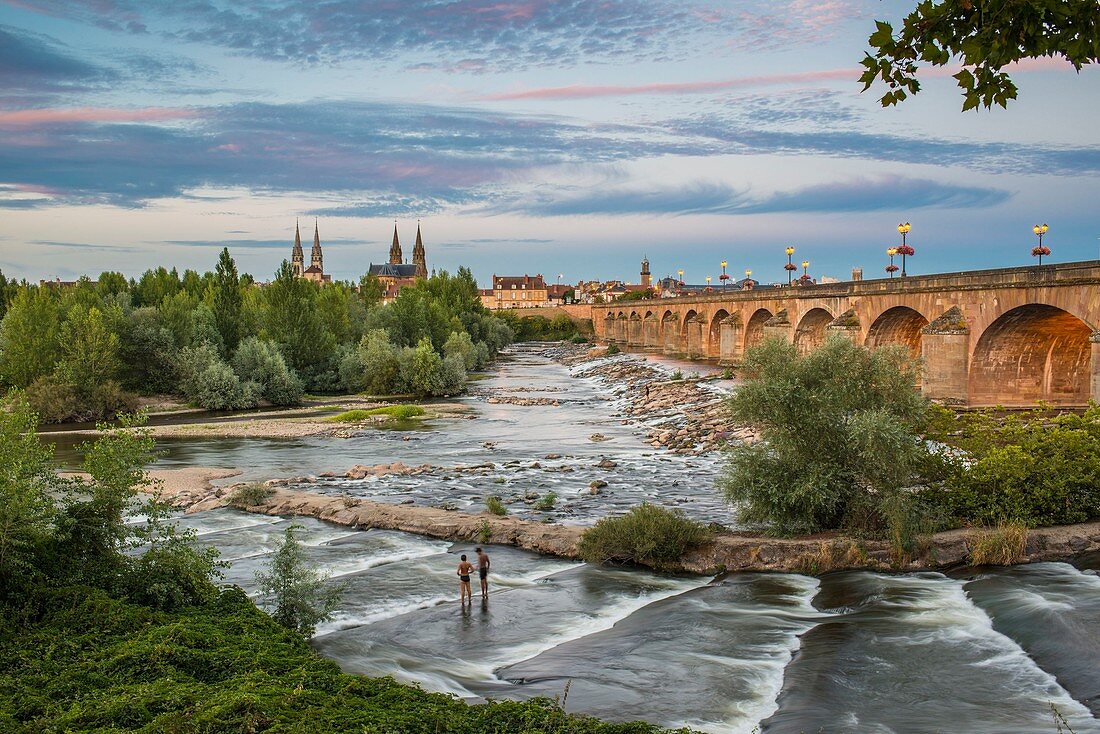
311,219,323,272
291,219,304,276
389,222,403,264
413,221,427,279
640,255,651,288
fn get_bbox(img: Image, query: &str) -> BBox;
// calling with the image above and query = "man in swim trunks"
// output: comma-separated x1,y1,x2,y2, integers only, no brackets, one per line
457,554,474,604
475,547,490,599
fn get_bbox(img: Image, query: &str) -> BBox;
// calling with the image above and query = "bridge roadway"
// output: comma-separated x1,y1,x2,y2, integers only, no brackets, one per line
591,261,1100,407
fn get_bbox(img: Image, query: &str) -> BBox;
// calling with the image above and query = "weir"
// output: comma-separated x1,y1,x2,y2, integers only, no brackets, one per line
592,260,1100,408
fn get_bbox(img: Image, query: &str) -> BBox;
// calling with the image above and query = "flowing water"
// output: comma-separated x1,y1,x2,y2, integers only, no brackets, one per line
73,345,1100,732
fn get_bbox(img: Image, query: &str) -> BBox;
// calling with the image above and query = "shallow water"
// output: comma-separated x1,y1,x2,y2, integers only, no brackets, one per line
99,343,1100,732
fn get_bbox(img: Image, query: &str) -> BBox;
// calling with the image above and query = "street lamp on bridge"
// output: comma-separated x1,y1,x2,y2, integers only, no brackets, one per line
886,247,899,277
798,260,811,285
705,276,712,291
896,222,914,276
677,268,685,295
784,246,797,285
719,260,730,288
1032,223,1050,265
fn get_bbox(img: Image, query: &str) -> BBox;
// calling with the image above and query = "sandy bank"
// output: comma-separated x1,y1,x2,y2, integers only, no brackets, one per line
149,473,1100,575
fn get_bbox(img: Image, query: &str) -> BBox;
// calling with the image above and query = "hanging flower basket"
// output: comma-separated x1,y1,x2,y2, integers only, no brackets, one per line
896,244,915,257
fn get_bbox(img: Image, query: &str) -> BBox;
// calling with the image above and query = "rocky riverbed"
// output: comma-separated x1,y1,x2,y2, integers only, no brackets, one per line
551,343,757,453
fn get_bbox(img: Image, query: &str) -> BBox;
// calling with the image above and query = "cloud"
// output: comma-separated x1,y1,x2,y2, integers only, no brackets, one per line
0,24,115,95
162,238,365,249
5,0,858,70
0,97,1091,213
491,176,1010,217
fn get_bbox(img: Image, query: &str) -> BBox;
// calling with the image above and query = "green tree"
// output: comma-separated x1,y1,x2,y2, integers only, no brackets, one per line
262,261,335,377
0,393,58,600
0,287,61,388
358,273,384,306
721,336,933,537
156,290,197,346
232,337,303,406
133,267,181,307
403,337,445,397
860,0,1100,110
118,308,179,394
355,329,401,395
443,330,478,370
96,271,129,298
0,268,9,320
210,248,243,353
254,525,343,637
57,306,121,393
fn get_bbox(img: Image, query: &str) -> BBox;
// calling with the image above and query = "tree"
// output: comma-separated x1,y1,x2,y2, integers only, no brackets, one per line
0,393,58,600
254,525,343,637
860,0,1100,110
721,337,933,538
210,248,243,353
356,329,401,395
57,306,121,394
0,287,61,388
232,337,303,406
358,273,384,306
263,261,335,377
0,269,11,320
403,337,445,397
96,271,129,298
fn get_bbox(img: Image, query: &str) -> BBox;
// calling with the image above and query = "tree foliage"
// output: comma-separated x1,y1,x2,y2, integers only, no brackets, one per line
722,337,934,536
254,525,343,637
860,0,1100,110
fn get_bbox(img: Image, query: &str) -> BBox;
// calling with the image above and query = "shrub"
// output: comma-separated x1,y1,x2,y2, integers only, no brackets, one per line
570,334,589,344
968,522,1029,565
191,362,258,411
605,343,620,356
443,330,478,370
25,374,138,423
928,407,1100,527
229,483,274,508
670,369,683,380
478,519,492,544
254,525,344,637
577,503,712,569
721,337,932,537
403,337,445,397
534,491,558,511
356,329,402,395
485,496,507,516
232,337,303,406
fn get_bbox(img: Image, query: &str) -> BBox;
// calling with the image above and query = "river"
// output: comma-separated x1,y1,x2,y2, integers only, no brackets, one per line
90,346,1100,732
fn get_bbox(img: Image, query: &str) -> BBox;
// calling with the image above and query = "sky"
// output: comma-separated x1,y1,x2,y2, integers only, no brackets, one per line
1,0,1098,286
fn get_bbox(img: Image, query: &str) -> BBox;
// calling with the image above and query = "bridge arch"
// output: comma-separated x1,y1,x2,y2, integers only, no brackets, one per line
642,310,658,347
708,309,730,358
682,309,704,357
744,308,773,352
969,304,1093,406
795,307,834,355
627,312,642,344
866,306,929,358
661,310,681,353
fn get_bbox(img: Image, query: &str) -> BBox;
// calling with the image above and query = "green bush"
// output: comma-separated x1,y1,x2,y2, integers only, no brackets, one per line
228,483,274,508
577,503,712,569
25,374,138,423
254,526,344,637
496,311,578,341
485,496,508,516
928,406,1100,526
534,491,558,510
232,337,303,406
721,336,932,537
606,343,620,356
192,362,259,411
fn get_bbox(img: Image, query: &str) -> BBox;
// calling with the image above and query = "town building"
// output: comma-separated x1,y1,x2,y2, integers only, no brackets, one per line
366,222,429,302
481,274,549,309
290,219,331,284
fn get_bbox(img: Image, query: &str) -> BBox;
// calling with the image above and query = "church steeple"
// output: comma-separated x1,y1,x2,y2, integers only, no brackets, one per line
640,254,651,288
291,219,304,276
311,219,323,272
389,221,403,265
413,221,427,279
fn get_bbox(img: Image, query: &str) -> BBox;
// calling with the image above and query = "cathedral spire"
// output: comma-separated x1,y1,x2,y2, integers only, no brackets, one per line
389,221,402,265
311,218,323,271
413,220,427,279
291,219,304,276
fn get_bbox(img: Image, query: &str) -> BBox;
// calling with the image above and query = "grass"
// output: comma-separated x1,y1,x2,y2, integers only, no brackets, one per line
228,482,274,509
534,491,558,511
326,405,426,422
968,522,1029,565
577,503,712,570
0,585,682,733
485,496,508,516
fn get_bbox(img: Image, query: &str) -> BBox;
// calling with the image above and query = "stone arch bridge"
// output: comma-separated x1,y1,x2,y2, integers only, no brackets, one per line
592,261,1100,408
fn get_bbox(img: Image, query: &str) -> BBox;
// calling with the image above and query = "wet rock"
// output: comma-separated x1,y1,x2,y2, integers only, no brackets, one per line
544,453,561,459
589,479,608,490
595,458,617,469
589,433,609,442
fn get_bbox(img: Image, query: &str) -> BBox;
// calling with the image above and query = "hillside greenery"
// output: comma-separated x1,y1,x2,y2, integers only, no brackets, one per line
0,255,512,422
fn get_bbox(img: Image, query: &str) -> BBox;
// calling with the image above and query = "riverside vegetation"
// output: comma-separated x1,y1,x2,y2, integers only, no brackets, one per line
718,336,1100,563
0,393,686,733
0,253,514,422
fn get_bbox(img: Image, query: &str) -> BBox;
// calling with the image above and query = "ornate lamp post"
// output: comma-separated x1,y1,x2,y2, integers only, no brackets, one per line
705,275,712,292
798,260,812,285
896,222,913,277
784,246,797,285
677,268,685,295
1032,223,1050,265
886,247,899,277
719,260,730,288
743,269,754,290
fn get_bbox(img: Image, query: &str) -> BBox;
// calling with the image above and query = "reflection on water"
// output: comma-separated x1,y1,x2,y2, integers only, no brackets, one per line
188,509,1100,734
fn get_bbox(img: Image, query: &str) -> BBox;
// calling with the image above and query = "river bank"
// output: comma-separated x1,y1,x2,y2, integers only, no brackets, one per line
149,476,1100,575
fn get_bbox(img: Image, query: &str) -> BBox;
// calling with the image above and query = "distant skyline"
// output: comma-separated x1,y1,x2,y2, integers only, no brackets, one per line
1,0,1098,286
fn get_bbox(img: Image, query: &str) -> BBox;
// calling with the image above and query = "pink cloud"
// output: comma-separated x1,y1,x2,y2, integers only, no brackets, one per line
0,106,197,127
484,56,1081,101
